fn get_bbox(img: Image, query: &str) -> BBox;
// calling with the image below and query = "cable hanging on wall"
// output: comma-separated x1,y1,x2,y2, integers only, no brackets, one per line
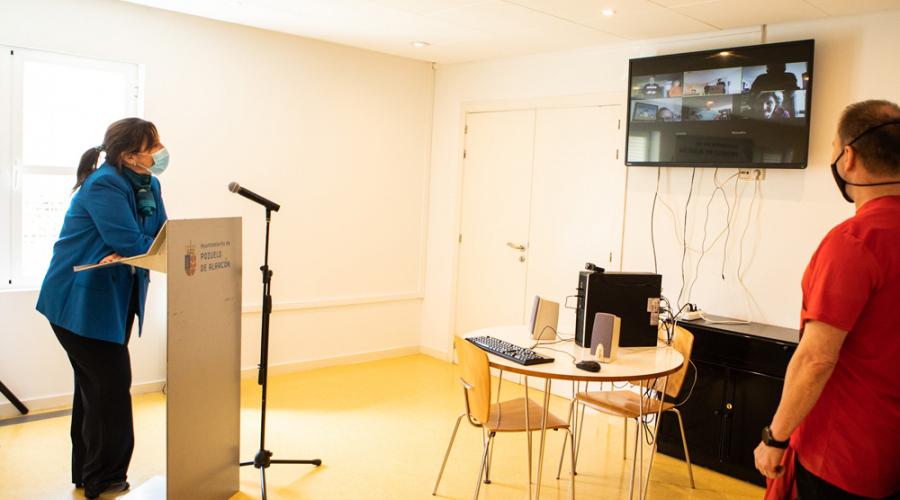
650,167,757,323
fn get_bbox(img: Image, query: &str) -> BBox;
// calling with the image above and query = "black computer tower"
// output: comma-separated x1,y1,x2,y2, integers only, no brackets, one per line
575,271,662,348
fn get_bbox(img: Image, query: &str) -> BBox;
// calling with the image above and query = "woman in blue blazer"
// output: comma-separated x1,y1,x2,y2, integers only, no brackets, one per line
36,118,168,499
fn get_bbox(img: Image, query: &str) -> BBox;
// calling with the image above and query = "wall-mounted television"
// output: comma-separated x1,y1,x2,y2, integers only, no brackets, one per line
625,39,814,169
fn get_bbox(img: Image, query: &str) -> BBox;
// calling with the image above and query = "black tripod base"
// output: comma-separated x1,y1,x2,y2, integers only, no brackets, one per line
0,379,29,415
240,450,321,500
272,459,323,466
240,449,322,468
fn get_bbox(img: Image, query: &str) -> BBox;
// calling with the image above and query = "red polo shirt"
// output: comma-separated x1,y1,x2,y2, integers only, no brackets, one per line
793,195,900,498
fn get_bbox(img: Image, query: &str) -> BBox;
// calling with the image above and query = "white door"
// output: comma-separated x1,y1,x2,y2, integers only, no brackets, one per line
454,105,625,340
524,106,625,335
454,110,536,336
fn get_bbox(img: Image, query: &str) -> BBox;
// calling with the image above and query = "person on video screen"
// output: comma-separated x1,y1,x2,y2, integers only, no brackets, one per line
705,78,727,95
750,64,800,96
755,92,791,119
657,108,677,122
750,63,800,111
642,76,662,99
668,80,683,97
693,102,719,120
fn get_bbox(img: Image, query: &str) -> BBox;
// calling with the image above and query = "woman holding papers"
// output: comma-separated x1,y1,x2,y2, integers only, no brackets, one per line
35,118,168,499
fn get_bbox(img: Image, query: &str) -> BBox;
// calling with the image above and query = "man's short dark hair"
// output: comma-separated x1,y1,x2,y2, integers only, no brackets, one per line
838,100,900,176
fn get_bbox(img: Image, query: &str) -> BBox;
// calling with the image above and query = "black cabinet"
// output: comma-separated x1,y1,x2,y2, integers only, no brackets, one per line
657,317,799,487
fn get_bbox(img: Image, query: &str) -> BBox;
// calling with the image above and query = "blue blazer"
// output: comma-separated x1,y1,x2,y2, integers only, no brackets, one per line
36,163,167,344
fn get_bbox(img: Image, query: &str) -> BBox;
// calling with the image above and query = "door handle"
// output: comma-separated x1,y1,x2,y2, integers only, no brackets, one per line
506,242,526,252
12,159,20,190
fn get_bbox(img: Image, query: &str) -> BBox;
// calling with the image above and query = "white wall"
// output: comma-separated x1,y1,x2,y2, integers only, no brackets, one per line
0,0,433,415
420,10,900,355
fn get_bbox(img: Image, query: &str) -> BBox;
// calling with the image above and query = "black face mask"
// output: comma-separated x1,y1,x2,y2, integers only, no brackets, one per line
830,162,854,203
831,120,900,203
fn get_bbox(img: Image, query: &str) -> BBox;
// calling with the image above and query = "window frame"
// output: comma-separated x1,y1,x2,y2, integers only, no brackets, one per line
0,45,141,290
0,49,12,287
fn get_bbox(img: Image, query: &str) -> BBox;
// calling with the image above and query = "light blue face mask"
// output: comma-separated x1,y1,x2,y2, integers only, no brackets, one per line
136,147,169,176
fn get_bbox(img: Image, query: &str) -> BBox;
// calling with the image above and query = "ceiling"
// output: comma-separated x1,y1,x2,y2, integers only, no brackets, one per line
121,0,900,64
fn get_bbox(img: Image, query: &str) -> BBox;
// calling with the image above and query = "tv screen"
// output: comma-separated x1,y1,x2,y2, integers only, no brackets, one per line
625,39,814,169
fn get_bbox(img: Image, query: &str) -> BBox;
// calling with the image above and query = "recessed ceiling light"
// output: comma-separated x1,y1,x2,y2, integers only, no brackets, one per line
411,41,429,48
602,10,615,15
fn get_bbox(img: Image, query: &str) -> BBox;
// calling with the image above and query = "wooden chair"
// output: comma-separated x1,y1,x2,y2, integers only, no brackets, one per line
433,335,575,500
559,325,695,500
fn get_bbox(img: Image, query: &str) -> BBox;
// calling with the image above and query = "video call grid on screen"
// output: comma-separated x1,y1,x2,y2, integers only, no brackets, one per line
625,39,815,169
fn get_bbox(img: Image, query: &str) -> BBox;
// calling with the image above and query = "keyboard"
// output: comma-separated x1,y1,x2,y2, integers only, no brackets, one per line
467,336,554,366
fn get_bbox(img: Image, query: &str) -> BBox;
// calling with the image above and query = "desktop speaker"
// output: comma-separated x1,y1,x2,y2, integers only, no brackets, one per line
529,296,559,340
590,313,621,363
575,269,661,348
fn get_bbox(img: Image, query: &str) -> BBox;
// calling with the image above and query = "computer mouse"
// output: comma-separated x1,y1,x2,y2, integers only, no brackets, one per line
576,361,601,372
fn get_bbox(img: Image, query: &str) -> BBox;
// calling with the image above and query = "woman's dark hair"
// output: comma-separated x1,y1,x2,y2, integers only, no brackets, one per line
759,91,783,107
74,118,159,191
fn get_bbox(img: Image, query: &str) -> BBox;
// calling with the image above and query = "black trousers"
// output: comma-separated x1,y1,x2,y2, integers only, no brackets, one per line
51,279,139,499
796,454,900,500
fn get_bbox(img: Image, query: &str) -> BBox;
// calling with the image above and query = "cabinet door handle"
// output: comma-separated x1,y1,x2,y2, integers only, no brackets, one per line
726,403,733,410
714,410,720,416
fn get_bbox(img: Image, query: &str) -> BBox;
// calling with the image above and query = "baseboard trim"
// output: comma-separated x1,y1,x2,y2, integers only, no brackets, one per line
0,408,72,427
2,347,421,416
418,344,447,361
241,292,423,313
0,380,166,418
240,345,421,379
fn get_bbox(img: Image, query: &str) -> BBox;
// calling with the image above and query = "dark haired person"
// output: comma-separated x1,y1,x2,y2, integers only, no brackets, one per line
705,77,726,94
754,100,900,499
750,64,800,116
750,63,799,98
641,76,662,98
36,118,168,499
755,92,790,119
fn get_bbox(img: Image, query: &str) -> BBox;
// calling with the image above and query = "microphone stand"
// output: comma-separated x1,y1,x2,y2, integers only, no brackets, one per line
240,207,321,500
0,379,28,415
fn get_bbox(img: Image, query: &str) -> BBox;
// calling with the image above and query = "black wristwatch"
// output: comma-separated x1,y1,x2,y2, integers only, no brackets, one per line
762,426,790,449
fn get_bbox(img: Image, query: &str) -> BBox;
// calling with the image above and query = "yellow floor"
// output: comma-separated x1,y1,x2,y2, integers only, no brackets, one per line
0,354,764,500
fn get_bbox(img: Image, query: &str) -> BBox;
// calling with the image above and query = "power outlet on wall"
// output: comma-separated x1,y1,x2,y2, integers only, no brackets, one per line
739,168,766,181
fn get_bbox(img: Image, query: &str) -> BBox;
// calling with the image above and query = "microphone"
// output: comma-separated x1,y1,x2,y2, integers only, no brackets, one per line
228,182,280,212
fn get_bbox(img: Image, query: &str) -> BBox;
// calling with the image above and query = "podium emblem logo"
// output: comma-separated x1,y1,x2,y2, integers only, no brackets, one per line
184,242,196,277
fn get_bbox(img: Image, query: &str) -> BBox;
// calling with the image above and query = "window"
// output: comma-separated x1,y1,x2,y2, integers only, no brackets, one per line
627,133,649,162
0,46,140,289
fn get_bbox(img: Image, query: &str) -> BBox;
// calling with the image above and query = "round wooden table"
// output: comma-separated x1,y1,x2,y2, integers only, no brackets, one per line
465,325,684,500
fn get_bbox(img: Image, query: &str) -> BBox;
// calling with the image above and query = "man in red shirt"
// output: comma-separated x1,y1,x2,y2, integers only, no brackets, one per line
755,100,900,499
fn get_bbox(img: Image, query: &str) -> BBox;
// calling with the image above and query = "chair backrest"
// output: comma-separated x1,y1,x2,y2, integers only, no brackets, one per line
660,325,694,399
630,324,694,399
454,335,492,424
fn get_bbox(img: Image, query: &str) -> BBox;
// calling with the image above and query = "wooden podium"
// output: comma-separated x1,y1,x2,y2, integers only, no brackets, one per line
80,218,242,500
